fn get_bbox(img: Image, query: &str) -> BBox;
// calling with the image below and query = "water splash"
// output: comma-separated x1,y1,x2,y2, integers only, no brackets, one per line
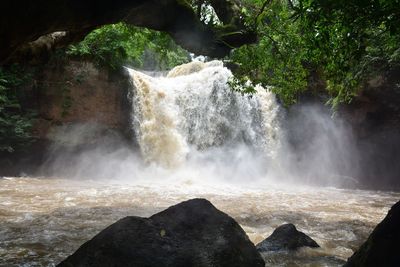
128,61,282,167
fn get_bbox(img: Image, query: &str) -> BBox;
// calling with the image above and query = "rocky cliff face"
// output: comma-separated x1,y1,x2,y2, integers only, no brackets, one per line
287,66,400,190
0,59,132,176
32,60,131,139
339,67,400,189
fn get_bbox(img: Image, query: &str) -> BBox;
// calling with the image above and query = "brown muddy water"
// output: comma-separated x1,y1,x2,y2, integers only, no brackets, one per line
0,176,398,267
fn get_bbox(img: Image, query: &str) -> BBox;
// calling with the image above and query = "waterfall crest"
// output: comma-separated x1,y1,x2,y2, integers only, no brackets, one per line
128,61,282,168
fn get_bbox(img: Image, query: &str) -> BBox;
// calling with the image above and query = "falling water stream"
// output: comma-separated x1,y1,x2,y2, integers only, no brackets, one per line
129,60,281,167
0,61,398,266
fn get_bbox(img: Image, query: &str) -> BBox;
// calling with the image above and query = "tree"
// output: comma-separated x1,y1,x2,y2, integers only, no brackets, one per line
0,66,33,152
67,23,190,70
229,0,400,106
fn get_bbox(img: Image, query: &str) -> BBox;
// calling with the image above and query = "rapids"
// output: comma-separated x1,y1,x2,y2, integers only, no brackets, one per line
0,61,397,266
0,177,398,266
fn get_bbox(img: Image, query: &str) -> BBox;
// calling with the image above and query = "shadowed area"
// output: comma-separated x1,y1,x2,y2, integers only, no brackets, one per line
0,0,256,63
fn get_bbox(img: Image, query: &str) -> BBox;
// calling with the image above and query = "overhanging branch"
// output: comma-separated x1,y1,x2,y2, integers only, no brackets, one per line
0,0,258,63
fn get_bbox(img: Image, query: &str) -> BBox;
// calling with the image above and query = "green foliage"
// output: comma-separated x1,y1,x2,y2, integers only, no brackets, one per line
228,75,257,95
67,23,190,70
296,0,400,106
0,66,34,152
230,0,400,106
231,0,308,105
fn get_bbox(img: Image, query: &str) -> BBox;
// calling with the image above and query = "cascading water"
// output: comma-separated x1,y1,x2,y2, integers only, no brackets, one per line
127,60,282,168
1,60,398,267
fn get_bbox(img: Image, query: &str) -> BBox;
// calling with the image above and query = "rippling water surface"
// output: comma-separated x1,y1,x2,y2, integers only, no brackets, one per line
0,176,398,267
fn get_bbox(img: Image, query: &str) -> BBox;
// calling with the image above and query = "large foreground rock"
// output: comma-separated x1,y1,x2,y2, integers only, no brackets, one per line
345,200,400,267
256,223,319,252
58,198,264,267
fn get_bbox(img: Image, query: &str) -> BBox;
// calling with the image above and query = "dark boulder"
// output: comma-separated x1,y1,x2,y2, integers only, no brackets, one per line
256,223,319,252
58,198,264,267
344,200,400,267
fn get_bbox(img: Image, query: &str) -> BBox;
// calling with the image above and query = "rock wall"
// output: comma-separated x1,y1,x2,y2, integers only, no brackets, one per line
0,59,131,176
287,66,400,190
32,60,131,139
339,67,400,189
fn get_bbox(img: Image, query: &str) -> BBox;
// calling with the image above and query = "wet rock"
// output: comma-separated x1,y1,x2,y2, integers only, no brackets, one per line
256,223,319,252
338,66,400,190
57,198,264,267
344,200,400,267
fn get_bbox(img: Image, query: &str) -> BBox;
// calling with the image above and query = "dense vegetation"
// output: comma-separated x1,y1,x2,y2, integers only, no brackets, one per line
67,23,190,70
0,66,34,152
230,0,400,105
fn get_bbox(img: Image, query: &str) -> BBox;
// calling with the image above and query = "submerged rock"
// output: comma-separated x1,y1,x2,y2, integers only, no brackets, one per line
57,198,264,267
345,200,400,267
167,61,206,77
167,60,224,78
256,223,319,252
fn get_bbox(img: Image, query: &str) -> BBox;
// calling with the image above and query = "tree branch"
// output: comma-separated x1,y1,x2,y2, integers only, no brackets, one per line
254,0,273,27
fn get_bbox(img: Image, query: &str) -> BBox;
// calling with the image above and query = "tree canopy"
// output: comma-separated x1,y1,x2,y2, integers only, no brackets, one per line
230,0,400,105
67,23,190,70
0,66,33,152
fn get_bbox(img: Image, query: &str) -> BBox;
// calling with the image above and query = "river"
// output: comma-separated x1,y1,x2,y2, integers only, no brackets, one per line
1,61,397,266
0,177,398,266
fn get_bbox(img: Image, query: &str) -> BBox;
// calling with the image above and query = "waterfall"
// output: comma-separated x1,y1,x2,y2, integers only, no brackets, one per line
127,61,282,168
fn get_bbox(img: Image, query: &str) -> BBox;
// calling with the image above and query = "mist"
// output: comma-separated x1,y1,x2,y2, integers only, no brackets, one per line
277,103,360,188
38,62,363,190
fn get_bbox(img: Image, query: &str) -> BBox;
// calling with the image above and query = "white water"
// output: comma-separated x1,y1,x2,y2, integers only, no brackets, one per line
128,60,281,168
1,61,397,266
126,61,359,187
